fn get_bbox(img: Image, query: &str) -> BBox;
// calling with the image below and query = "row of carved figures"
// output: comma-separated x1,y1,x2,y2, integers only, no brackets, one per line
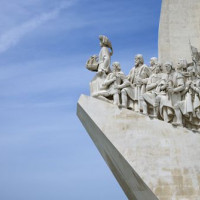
86,35,200,131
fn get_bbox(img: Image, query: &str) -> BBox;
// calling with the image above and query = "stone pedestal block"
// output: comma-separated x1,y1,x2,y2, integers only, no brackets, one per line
77,95,200,200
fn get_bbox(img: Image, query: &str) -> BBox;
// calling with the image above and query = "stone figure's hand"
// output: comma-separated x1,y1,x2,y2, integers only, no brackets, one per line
137,78,143,85
190,83,195,89
137,82,142,86
156,80,160,85
141,79,147,84
186,80,192,87
112,77,116,82
131,83,136,88
182,72,190,77
189,71,194,77
168,87,174,93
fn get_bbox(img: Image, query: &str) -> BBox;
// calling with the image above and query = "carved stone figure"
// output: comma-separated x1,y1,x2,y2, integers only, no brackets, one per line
170,59,187,126
149,57,158,73
142,63,162,116
176,65,200,128
98,35,113,75
93,62,129,106
86,35,113,74
87,35,113,96
120,54,151,111
154,62,175,122
85,35,200,131
154,60,185,123
190,74,200,130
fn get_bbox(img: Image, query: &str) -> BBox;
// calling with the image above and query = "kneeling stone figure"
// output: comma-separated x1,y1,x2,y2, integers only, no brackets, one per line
93,62,130,106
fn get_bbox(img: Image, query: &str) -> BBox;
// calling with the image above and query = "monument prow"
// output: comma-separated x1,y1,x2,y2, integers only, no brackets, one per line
77,95,200,200
79,3,200,196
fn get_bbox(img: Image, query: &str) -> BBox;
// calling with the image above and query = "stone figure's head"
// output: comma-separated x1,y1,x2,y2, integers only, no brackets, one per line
135,54,144,66
155,63,162,74
112,62,121,72
150,57,158,66
164,61,173,74
99,35,111,47
177,59,187,70
99,35,113,56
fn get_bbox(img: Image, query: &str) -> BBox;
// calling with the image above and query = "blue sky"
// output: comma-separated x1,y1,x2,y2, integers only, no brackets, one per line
0,0,161,199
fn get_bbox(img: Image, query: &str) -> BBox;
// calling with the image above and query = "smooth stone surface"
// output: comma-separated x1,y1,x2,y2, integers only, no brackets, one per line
159,0,200,64
77,95,200,200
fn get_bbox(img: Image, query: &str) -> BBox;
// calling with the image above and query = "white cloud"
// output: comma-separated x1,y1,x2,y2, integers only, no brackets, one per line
0,1,75,54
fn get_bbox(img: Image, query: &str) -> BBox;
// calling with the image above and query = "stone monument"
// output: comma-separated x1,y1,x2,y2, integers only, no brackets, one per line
77,2,200,199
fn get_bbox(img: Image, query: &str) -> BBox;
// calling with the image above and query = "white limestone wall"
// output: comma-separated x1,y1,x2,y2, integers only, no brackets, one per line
159,0,200,65
78,95,200,200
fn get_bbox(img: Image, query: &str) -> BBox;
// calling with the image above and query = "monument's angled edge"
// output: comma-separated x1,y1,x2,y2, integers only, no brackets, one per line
77,95,200,200
77,1,200,199
77,95,159,200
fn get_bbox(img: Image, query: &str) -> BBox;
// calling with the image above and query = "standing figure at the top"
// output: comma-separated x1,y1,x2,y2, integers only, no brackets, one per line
98,35,113,74
86,35,113,96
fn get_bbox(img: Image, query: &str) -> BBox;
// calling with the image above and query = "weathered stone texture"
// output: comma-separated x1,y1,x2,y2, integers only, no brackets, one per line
159,0,200,65
77,95,200,200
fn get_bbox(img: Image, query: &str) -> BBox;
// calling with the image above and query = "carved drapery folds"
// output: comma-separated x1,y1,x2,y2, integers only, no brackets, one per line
86,36,200,131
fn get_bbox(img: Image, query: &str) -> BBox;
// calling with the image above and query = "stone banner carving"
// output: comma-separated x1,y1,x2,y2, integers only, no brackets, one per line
86,35,200,131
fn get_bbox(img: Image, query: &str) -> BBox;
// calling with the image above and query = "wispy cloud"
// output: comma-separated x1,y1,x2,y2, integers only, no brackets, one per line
0,1,75,54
